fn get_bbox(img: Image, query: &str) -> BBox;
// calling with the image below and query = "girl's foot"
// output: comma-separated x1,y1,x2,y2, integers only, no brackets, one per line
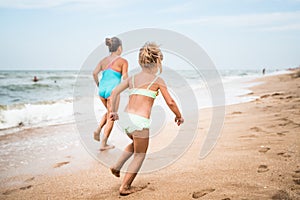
119,186,146,196
99,144,115,151
93,131,100,141
110,167,120,177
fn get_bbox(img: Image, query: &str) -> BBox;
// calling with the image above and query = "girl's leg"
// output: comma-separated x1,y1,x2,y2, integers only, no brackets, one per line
94,97,108,141
100,95,120,150
119,129,149,195
110,141,134,177
94,112,107,141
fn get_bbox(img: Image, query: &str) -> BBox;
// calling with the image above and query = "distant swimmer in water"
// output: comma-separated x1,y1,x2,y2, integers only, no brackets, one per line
33,76,39,82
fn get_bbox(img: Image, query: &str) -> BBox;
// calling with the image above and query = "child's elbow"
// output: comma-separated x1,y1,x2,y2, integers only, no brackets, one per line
167,99,176,107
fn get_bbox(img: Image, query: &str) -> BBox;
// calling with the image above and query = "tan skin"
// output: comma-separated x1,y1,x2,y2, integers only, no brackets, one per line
93,46,128,150
109,65,184,195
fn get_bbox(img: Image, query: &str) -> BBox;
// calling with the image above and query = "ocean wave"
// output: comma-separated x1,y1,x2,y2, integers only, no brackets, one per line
0,98,75,132
47,75,78,80
1,83,59,92
0,72,10,77
0,98,73,111
238,72,248,76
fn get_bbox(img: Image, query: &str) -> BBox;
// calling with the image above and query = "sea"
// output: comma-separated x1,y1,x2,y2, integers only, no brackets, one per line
0,69,288,136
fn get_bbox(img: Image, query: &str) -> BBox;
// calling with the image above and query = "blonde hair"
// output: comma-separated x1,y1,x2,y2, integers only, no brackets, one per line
139,42,163,71
105,37,122,52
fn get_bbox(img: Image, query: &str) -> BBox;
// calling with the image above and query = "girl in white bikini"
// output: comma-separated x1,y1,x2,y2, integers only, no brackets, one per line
109,42,184,196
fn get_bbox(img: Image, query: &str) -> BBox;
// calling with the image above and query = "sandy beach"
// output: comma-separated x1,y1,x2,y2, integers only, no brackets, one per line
0,70,299,200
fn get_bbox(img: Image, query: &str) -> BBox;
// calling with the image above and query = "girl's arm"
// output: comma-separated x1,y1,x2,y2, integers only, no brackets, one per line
110,77,130,120
121,59,128,80
93,61,102,86
158,78,184,126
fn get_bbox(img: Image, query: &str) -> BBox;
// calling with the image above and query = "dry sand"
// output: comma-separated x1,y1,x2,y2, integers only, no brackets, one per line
0,70,299,200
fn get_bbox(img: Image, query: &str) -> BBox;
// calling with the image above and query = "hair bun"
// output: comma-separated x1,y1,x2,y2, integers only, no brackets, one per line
105,37,122,52
105,38,112,47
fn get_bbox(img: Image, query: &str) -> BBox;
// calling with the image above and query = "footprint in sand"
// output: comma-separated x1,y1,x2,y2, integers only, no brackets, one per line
53,161,70,168
2,185,33,195
277,152,291,158
260,94,270,99
257,165,269,173
192,188,215,199
2,189,18,195
239,134,258,138
145,182,155,192
119,185,147,196
276,132,287,136
278,118,291,126
250,126,263,132
19,185,33,190
259,146,270,153
293,179,300,185
278,123,288,127
271,92,284,96
271,190,291,200
24,177,35,182
292,170,300,185
278,118,300,127
231,111,242,115
292,170,300,179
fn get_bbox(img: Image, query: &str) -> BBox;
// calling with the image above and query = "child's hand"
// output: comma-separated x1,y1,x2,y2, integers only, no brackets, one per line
110,112,119,121
175,117,184,126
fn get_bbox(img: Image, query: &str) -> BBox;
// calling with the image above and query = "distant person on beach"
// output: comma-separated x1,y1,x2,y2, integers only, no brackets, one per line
33,76,38,82
109,42,184,195
262,68,266,75
93,37,128,150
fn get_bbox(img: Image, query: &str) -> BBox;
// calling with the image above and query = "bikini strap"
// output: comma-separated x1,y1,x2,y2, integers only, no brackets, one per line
147,76,159,90
106,56,119,70
132,75,135,88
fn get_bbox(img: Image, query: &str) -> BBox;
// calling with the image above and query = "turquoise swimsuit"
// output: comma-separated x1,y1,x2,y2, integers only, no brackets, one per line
98,57,122,99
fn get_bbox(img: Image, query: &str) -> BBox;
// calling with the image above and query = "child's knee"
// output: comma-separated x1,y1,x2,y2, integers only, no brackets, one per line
134,152,146,158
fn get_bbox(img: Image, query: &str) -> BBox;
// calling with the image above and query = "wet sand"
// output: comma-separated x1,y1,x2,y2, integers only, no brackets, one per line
0,70,299,199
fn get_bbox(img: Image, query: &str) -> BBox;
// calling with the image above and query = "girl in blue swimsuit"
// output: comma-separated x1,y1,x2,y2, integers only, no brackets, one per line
109,42,184,195
93,37,128,151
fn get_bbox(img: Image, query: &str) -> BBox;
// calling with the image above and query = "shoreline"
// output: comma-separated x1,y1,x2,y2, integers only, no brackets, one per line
0,70,299,199
0,69,289,133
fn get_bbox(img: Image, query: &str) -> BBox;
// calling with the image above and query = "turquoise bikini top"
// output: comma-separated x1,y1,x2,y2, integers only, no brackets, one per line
129,75,159,99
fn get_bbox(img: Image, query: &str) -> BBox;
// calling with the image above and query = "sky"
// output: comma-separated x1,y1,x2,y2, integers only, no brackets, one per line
0,0,299,70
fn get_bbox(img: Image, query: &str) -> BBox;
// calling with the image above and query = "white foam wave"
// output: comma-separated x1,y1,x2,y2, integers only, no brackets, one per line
0,99,75,133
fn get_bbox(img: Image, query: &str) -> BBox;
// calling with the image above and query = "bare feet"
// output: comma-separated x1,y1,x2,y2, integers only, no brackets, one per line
119,185,147,196
110,167,120,177
94,131,100,141
99,144,115,151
